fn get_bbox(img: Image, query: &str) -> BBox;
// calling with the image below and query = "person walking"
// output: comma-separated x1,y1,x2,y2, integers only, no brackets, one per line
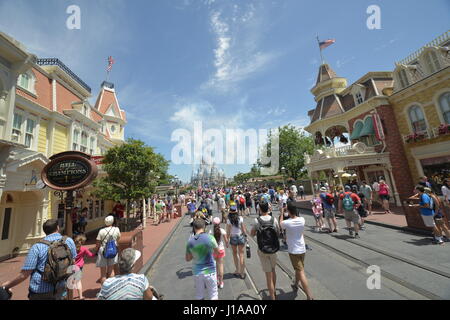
211,217,229,289
442,178,450,208
70,234,95,300
298,185,305,200
354,186,368,231
415,185,443,245
218,194,227,223
339,185,362,239
226,206,248,279
425,187,450,241
378,180,392,214
311,192,325,232
78,207,88,234
1,219,76,300
186,219,219,300
280,203,314,300
372,180,380,207
94,216,121,284
250,198,281,300
360,181,373,216
319,187,338,233
154,199,165,225
98,249,155,300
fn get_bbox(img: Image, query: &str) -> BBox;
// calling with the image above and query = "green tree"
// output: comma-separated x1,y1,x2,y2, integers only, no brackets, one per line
260,125,314,180
92,138,170,217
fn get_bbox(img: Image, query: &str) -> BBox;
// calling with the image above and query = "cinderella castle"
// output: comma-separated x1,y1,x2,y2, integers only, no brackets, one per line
190,159,226,188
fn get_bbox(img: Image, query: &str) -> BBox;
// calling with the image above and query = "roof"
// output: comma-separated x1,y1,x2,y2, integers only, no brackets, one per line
316,64,338,86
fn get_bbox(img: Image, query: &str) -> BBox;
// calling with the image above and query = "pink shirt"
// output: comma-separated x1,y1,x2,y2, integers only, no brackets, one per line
75,246,95,268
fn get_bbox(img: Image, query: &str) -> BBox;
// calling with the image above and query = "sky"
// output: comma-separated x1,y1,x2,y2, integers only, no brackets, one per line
0,0,449,182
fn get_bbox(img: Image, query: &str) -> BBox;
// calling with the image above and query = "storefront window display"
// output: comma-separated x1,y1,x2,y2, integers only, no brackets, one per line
421,156,450,196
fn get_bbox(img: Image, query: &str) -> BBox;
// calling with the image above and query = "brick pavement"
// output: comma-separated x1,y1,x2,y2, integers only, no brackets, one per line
0,207,186,300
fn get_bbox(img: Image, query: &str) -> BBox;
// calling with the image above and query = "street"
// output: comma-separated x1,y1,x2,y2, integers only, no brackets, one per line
145,204,450,300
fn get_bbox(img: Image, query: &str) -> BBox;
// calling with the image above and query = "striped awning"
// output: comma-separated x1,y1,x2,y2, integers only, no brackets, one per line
360,117,375,137
350,121,364,140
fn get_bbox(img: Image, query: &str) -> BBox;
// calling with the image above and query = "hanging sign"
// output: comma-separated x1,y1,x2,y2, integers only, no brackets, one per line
372,113,385,141
41,151,98,191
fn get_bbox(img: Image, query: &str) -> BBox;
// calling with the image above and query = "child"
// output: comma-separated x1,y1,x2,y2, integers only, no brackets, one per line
71,234,95,300
210,217,228,289
311,194,324,232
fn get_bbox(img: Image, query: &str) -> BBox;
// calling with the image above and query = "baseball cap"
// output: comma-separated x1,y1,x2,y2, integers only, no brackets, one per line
213,217,221,225
344,185,351,191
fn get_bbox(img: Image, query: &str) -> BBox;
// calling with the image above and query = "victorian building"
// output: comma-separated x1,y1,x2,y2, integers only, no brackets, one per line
0,31,127,260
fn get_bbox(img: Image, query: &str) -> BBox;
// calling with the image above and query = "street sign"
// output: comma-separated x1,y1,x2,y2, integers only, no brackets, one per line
41,151,98,191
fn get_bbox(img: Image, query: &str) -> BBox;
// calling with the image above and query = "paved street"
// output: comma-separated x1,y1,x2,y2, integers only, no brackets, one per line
146,204,450,300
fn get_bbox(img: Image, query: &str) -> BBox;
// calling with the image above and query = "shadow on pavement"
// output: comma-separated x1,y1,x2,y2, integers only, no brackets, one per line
333,234,354,240
236,293,260,300
176,268,193,279
83,288,100,299
404,238,435,246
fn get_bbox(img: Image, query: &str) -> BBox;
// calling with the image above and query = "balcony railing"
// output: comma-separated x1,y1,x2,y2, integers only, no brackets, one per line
306,142,376,164
37,58,91,93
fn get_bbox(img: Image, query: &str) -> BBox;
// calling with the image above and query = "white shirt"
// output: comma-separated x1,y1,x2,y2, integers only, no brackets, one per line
227,217,244,236
218,197,226,209
280,217,306,254
372,182,380,192
290,185,298,193
97,226,121,248
209,228,227,250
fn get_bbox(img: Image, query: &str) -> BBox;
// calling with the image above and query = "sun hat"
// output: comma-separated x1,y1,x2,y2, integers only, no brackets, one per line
119,248,142,270
213,217,221,225
320,187,327,192
105,215,114,226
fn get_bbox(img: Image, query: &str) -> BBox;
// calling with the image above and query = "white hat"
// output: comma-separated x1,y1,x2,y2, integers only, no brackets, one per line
105,215,114,226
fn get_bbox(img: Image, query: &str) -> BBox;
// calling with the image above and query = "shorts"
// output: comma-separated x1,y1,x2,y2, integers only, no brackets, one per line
213,249,226,259
323,208,336,219
238,204,246,211
230,234,246,246
344,210,360,224
96,247,118,268
289,253,305,271
421,215,436,228
364,198,372,205
257,250,277,273
246,202,252,208
194,273,218,300
379,194,390,201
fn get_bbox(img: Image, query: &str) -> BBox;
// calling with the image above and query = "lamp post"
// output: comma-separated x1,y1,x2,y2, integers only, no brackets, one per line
281,167,286,189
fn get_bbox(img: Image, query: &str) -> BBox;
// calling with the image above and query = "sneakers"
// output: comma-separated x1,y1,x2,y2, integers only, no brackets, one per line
333,229,338,233
349,229,354,237
219,282,224,289
360,226,366,231
354,233,360,239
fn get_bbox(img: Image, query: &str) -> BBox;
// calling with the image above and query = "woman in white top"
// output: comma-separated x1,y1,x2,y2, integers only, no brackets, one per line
95,215,121,284
442,178,450,207
226,207,248,279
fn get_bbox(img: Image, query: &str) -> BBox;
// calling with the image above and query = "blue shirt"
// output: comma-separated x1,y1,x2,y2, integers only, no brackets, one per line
22,233,77,294
419,194,434,216
320,192,334,209
187,203,196,212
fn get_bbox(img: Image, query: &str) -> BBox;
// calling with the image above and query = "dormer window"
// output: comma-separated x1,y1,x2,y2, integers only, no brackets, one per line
83,105,88,116
355,92,364,105
17,71,36,94
423,50,441,74
398,69,409,88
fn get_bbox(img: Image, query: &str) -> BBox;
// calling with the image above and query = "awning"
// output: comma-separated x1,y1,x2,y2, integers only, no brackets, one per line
359,117,375,137
350,121,363,140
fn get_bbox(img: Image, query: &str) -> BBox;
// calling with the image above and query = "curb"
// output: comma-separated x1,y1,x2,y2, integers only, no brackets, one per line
139,213,187,275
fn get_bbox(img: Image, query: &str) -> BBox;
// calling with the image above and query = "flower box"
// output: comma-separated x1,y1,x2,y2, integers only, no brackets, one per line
405,132,426,143
437,124,450,135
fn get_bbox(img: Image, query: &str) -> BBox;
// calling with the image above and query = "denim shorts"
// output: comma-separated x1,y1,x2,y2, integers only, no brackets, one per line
230,234,246,246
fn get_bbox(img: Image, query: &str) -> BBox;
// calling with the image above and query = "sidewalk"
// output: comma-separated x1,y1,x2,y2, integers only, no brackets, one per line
296,195,408,228
0,207,186,300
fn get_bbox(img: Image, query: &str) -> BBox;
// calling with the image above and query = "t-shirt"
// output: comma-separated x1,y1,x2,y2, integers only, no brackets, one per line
290,185,298,193
98,274,149,300
372,182,380,192
96,226,121,248
218,198,226,209
281,194,288,204
227,216,244,236
442,186,450,200
155,202,165,212
280,217,306,255
245,192,252,202
339,192,361,210
419,193,434,216
379,184,389,195
360,185,373,200
209,228,227,251
187,202,196,212
319,192,334,209
186,233,218,275
252,215,281,237
75,246,95,268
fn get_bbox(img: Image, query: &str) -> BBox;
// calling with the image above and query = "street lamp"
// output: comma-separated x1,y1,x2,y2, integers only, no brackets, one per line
281,167,286,188
173,175,181,201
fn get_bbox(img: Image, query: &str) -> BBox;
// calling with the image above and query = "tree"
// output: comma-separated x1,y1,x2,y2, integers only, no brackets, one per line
92,138,170,217
260,125,314,181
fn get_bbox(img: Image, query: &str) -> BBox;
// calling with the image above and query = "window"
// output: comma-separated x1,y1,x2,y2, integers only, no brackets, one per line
439,92,450,124
72,130,80,150
83,105,88,116
409,105,427,133
24,118,35,148
17,72,35,93
423,51,440,74
1,208,12,240
12,113,23,142
89,137,95,155
110,125,116,133
398,69,409,88
355,92,364,105
80,132,88,153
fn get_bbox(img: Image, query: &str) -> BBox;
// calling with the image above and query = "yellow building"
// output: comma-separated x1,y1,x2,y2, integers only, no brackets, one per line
388,30,450,195
0,32,127,260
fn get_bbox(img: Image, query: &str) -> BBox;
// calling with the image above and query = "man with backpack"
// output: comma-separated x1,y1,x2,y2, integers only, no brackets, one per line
250,198,281,300
280,202,314,300
319,187,338,233
1,219,76,300
339,185,362,239
237,192,246,216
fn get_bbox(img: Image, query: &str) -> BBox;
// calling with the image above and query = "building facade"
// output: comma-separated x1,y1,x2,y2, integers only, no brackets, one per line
0,32,127,260
388,30,450,196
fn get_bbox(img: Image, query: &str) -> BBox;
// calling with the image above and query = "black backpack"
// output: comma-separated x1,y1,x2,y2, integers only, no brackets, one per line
256,216,280,254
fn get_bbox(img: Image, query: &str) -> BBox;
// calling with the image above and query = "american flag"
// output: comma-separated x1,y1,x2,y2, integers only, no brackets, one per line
319,39,335,50
107,56,115,72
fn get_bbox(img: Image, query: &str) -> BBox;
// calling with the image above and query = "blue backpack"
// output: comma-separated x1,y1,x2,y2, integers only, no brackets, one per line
102,227,118,259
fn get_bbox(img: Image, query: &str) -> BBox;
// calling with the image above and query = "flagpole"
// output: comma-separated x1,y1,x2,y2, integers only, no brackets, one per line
317,35,324,64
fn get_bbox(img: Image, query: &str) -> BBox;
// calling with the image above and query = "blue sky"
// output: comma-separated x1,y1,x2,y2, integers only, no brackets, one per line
1,0,449,182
